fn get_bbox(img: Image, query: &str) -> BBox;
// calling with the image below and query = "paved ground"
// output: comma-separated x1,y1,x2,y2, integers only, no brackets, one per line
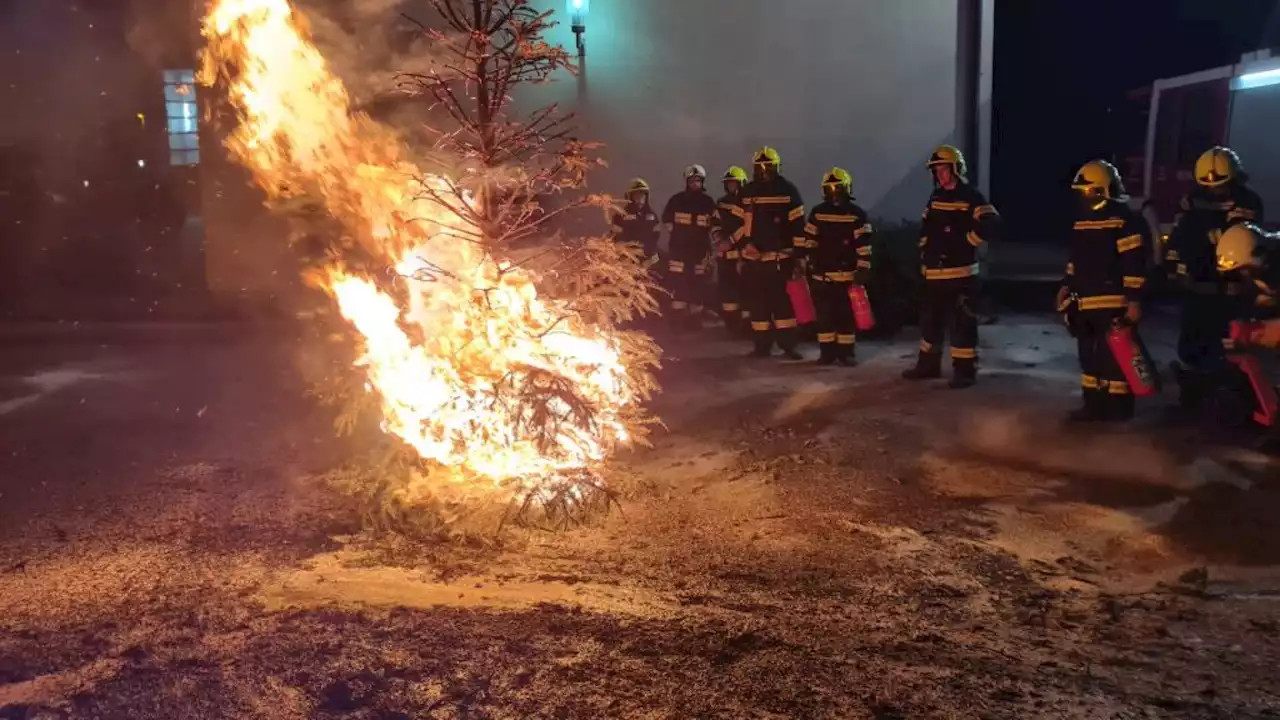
1,315,1279,719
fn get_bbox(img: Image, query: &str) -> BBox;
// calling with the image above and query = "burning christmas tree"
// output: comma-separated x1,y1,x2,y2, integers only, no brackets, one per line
199,0,660,536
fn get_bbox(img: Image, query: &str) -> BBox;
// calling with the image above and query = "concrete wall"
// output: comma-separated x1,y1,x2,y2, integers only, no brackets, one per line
526,0,986,222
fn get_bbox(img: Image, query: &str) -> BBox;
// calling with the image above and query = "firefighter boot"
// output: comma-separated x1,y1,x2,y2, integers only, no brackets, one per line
816,344,837,366
1173,361,1209,414
835,345,858,367
666,308,688,335
902,351,942,380
1106,392,1135,422
949,360,977,389
747,336,773,359
1067,390,1107,423
686,306,706,333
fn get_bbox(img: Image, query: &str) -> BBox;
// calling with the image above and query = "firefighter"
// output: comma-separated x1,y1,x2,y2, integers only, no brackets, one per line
800,167,873,366
609,178,661,267
1217,222,1278,329
1056,160,1148,422
1164,146,1265,408
660,165,718,331
711,166,749,333
740,146,806,360
902,145,1000,388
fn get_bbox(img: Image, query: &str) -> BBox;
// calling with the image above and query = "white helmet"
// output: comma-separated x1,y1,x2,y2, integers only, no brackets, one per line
1217,223,1266,272
683,164,707,180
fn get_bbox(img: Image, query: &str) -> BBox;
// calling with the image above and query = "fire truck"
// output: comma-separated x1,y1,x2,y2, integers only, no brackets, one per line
1123,49,1280,238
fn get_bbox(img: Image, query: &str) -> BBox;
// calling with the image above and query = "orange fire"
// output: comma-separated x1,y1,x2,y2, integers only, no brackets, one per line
201,0,641,490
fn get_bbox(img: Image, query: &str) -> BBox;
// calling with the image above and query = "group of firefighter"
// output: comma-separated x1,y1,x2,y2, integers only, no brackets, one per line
610,147,877,367
1059,145,1277,424
609,143,1279,424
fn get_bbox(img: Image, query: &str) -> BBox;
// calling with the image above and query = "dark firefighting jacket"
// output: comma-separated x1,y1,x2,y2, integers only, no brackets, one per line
609,200,660,259
800,201,874,283
1165,184,1265,286
661,189,717,261
1062,200,1148,311
919,183,999,281
712,192,747,260
741,175,805,260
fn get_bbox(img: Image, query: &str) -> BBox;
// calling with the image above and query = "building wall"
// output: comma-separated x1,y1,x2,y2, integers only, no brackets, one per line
199,0,990,311
526,0,988,222
0,1,207,319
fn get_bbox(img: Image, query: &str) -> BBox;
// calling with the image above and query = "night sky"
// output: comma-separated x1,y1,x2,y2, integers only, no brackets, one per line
992,0,1280,241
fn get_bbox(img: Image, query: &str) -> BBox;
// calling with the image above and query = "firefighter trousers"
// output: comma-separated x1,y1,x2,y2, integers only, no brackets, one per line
742,259,797,352
717,258,744,327
809,278,855,359
664,249,708,322
1177,293,1230,370
1076,308,1135,420
913,277,978,377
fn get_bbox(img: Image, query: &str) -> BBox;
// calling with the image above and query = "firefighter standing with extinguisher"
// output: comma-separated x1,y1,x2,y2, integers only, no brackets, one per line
799,167,873,366
712,166,750,334
1164,146,1265,410
610,178,661,267
903,145,1000,388
660,165,718,331
1056,160,1148,423
740,147,806,360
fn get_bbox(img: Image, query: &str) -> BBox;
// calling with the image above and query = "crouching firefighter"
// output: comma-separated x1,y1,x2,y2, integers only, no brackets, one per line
610,178,661,268
903,145,1000,388
740,146,806,360
1215,223,1280,427
660,165,718,331
800,167,873,366
1164,146,1266,409
1057,160,1148,422
1217,222,1278,317
712,166,750,333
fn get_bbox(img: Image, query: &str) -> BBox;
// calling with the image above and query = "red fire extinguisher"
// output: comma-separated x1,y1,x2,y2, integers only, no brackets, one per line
786,278,816,325
1106,323,1159,397
1226,322,1278,427
847,285,875,332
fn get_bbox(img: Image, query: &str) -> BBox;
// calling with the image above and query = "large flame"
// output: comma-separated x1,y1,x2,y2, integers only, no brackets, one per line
201,0,638,489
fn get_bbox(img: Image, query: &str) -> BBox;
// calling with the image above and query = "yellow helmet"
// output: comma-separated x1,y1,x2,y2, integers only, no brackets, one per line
1217,222,1264,272
753,146,781,168
1195,146,1243,188
926,144,967,178
625,177,650,194
822,167,852,194
722,166,748,184
1071,160,1125,200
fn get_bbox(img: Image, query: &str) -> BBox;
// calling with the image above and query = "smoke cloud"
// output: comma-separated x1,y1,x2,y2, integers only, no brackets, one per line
124,0,446,115
291,0,451,119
